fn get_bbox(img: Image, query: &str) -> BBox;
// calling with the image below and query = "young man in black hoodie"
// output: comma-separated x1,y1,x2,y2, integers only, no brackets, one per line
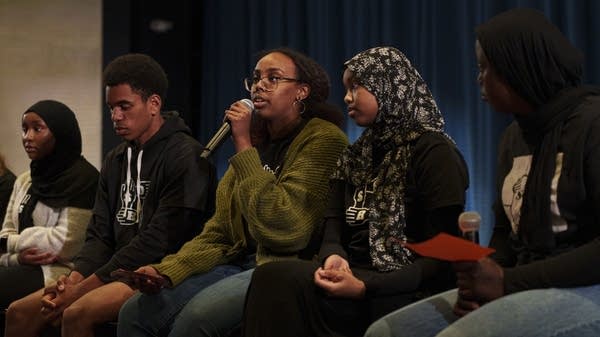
5,54,217,337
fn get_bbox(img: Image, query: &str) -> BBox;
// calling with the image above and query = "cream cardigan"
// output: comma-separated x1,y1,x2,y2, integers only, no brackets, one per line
0,171,92,285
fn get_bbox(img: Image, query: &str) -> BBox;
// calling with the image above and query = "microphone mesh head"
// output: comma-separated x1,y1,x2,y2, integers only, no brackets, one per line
241,98,254,110
458,211,481,232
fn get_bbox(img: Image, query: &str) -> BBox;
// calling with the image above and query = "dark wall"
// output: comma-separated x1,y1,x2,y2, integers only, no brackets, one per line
102,0,203,156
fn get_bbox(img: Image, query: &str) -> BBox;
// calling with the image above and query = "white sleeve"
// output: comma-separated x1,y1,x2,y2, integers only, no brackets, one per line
0,174,24,266
14,206,91,263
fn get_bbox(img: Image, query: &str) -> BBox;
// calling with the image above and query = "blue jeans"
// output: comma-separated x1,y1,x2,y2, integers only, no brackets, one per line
117,265,254,337
365,286,600,337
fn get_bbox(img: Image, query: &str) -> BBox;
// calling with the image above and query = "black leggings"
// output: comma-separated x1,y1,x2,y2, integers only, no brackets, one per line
0,264,44,337
0,264,44,308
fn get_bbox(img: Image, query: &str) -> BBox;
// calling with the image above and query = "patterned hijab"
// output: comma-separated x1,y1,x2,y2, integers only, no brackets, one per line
332,47,449,271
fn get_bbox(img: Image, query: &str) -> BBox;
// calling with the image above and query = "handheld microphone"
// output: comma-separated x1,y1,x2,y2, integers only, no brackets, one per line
200,99,254,158
458,211,481,244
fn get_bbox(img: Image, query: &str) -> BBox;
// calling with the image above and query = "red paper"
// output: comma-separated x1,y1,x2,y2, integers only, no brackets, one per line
404,233,495,261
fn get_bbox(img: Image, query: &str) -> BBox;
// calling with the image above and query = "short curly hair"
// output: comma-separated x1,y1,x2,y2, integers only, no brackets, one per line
103,53,168,101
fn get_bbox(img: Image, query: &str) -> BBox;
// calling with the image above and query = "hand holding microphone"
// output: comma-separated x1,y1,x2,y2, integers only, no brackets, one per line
226,98,255,153
458,211,481,244
201,99,254,158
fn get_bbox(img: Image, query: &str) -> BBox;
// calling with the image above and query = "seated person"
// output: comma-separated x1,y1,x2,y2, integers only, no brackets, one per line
117,47,349,337
0,100,98,330
242,46,469,337
0,153,16,222
365,8,600,337
5,54,217,337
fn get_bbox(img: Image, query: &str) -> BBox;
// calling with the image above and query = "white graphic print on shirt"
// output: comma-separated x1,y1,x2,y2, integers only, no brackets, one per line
502,153,567,234
346,179,378,227
117,179,150,226
262,164,279,176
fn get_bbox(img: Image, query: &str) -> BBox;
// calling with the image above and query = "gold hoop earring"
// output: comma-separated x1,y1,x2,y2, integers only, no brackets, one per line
293,99,306,115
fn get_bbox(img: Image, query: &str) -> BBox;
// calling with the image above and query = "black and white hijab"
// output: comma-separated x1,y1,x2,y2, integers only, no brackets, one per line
331,47,450,271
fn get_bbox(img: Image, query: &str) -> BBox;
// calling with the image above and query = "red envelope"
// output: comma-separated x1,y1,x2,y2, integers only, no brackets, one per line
404,233,495,261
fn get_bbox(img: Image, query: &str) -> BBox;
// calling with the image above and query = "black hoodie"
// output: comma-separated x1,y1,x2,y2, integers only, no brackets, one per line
73,111,217,282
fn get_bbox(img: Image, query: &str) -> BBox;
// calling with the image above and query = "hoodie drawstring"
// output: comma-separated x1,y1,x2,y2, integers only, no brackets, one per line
126,147,144,226
136,149,144,225
126,147,132,205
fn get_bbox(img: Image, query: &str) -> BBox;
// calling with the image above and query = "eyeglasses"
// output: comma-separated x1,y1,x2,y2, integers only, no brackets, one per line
243,75,300,92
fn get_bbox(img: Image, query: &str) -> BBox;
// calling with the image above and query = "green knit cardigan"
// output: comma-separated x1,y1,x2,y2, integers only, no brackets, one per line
154,118,348,285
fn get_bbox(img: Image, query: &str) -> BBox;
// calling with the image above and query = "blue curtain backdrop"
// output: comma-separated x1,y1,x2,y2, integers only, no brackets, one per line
193,0,600,244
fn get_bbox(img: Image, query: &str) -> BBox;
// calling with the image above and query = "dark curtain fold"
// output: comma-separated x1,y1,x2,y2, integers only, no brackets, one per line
190,0,599,244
